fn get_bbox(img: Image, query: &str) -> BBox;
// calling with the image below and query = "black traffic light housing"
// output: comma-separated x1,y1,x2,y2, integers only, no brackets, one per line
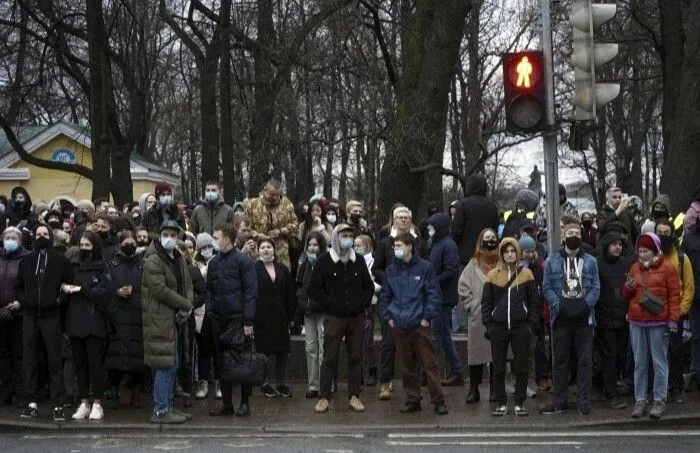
503,51,547,134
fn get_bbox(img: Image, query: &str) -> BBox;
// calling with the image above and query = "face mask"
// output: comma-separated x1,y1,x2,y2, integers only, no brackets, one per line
79,249,91,261
326,213,337,224
0,204,5,213
137,240,149,247
339,238,353,250
394,249,405,260
483,240,498,251
3,240,18,253
260,255,274,263
159,195,173,206
48,221,61,230
201,248,213,260
132,215,141,223
98,231,109,240
205,191,218,202
160,237,177,251
428,226,435,237
34,236,51,250
582,220,593,228
565,236,581,250
354,247,365,256
14,198,25,208
212,240,221,252
306,252,317,263
350,213,362,224
121,244,136,257
659,236,674,253
136,246,147,255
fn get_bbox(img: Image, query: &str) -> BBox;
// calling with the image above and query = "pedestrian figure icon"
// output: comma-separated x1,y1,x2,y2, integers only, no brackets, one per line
516,56,532,88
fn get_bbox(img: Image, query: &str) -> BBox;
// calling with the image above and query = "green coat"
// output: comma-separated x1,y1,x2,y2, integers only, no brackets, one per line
141,243,193,369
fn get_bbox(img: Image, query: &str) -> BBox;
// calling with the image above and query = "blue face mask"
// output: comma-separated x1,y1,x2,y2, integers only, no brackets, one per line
3,240,18,253
159,195,173,206
160,237,177,251
394,249,405,260
306,252,317,263
205,191,218,202
354,247,365,256
339,238,354,250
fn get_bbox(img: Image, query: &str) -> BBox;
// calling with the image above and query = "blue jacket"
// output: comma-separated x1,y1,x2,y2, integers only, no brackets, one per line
379,254,441,330
427,213,460,307
206,248,258,325
542,249,600,327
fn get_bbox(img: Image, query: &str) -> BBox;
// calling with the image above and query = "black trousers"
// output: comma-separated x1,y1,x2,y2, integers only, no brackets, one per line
320,314,364,400
595,327,628,399
70,336,106,400
669,331,687,392
107,370,144,389
0,316,23,403
209,314,251,406
196,313,216,381
490,324,530,405
23,313,64,406
379,320,395,383
552,322,593,409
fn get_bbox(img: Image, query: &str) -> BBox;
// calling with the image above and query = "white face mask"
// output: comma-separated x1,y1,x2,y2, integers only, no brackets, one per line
326,213,337,224
160,237,177,251
201,248,213,260
428,226,435,237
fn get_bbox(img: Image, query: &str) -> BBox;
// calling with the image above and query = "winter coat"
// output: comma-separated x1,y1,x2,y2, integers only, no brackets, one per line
254,261,296,354
624,257,681,324
141,242,193,369
190,200,236,235
542,249,600,327
458,261,491,365
308,248,374,318
14,249,72,317
379,254,441,330
142,204,186,236
683,227,700,304
450,175,500,265
105,252,145,371
664,248,694,316
0,247,29,307
372,230,424,285
684,201,700,234
296,259,318,315
427,213,460,307
244,194,299,268
64,258,112,339
206,248,257,325
536,201,579,233
596,204,639,241
595,232,636,329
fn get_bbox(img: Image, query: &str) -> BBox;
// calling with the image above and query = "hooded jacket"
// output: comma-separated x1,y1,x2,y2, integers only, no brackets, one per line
595,232,637,329
427,213,460,307
10,187,34,222
450,175,500,265
142,203,186,236
640,194,672,234
481,238,539,330
683,223,700,303
190,198,236,235
597,203,639,242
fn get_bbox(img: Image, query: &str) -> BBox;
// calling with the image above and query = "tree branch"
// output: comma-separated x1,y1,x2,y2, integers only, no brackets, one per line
409,163,467,195
359,0,398,89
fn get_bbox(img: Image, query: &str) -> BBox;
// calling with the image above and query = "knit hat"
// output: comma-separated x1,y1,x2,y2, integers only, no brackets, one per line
636,233,660,255
519,234,536,251
562,222,580,234
515,189,540,212
159,219,181,234
76,199,95,214
196,233,213,250
154,181,173,197
558,183,567,197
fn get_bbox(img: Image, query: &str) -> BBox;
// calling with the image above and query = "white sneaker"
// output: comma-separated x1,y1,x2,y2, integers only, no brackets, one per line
195,380,209,399
88,403,104,420
72,402,91,420
215,380,222,400
527,386,537,398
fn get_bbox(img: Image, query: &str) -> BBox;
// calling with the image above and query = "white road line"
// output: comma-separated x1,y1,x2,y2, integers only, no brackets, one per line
325,450,355,453
388,430,700,438
22,433,364,440
387,441,585,446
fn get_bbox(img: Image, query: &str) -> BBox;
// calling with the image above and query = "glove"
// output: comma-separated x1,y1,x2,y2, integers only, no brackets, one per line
175,310,190,324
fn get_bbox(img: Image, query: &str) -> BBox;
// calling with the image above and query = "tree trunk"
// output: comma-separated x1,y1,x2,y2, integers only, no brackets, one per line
219,0,234,204
659,0,685,161
199,57,220,191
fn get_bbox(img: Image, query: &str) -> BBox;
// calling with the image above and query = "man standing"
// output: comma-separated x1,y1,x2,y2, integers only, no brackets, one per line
190,181,236,235
380,232,449,415
309,224,374,413
451,175,500,266
142,182,186,235
541,222,600,415
244,179,298,268
142,220,194,424
14,225,72,421
597,187,639,241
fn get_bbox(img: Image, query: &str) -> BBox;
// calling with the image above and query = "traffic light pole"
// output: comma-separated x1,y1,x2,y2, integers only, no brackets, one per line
541,0,560,256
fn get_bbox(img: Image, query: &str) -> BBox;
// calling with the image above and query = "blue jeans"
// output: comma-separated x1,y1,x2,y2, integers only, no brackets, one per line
629,324,669,402
153,330,179,414
451,304,468,333
432,305,463,374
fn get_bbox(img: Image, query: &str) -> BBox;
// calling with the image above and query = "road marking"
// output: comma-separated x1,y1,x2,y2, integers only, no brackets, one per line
388,430,700,438
387,441,585,446
325,450,354,453
153,440,193,450
22,433,364,440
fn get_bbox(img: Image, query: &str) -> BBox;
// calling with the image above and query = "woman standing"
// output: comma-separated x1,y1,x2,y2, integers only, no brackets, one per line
255,238,296,398
193,233,218,400
105,231,145,409
298,202,330,249
355,234,381,387
63,231,112,420
458,228,500,403
624,232,681,420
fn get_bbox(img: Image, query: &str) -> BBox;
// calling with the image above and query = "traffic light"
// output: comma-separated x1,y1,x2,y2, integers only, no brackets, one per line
503,51,546,134
570,0,620,121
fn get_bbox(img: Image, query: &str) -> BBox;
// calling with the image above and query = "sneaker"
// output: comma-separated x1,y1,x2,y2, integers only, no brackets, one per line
150,410,186,424
171,407,192,421
649,400,665,419
261,383,279,398
305,389,319,399
276,384,292,398
539,403,565,415
631,400,648,418
53,406,66,422
606,398,627,410
88,403,104,420
668,389,685,404
195,380,209,399
215,380,222,399
379,383,392,400
514,405,528,416
400,401,422,413
349,396,365,412
73,402,91,420
434,401,448,415
315,398,330,413
21,403,38,419
526,386,537,398
236,402,251,417
492,404,508,416
441,372,465,387
578,405,591,415
209,403,235,416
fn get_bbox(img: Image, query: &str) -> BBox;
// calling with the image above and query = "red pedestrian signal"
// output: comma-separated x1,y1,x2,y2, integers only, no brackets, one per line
503,51,546,133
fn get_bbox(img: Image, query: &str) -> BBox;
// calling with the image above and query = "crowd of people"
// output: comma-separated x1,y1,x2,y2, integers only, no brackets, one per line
0,175,699,424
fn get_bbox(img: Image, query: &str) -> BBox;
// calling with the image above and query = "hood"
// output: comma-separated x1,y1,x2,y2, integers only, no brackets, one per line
515,189,540,212
635,232,661,256
498,237,521,268
600,231,624,260
425,201,440,217
466,175,488,197
139,192,153,214
651,194,671,214
232,201,245,212
328,223,356,263
427,212,450,238
10,186,32,214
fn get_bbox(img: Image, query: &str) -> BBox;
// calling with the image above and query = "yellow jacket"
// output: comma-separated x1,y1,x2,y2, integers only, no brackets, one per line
667,248,695,315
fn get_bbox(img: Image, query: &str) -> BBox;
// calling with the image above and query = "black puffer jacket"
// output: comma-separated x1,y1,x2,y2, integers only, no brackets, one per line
64,255,112,339
595,232,636,329
450,175,500,265
105,252,144,371
0,246,29,307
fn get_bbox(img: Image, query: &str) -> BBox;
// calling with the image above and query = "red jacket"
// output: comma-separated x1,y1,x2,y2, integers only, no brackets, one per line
623,257,681,323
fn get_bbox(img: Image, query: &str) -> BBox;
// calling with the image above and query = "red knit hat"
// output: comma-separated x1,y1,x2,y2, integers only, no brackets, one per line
636,234,655,252
154,181,173,197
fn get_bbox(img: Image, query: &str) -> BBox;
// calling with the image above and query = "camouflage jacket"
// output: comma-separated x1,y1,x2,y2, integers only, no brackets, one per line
244,194,299,267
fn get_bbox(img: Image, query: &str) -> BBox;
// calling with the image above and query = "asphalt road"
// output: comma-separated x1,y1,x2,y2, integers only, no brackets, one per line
1,428,699,453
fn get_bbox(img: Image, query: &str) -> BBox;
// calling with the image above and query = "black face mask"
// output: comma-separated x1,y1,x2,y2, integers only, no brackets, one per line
350,213,362,224
48,221,61,230
659,235,675,254
565,236,581,250
34,236,51,250
98,231,109,240
137,240,149,247
15,200,25,208
652,209,667,219
121,244,137,257
79,249,91,261
582,220,593,229
483,240,498,251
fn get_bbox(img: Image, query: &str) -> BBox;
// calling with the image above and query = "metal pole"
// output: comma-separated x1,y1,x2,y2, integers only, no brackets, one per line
541,0,560,255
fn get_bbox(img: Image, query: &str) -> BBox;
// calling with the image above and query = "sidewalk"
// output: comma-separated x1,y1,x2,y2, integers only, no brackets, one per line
3,382,700,432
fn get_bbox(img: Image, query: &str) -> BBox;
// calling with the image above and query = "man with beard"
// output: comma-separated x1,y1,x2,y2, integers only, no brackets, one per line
135,227,151,255
95,214,120,260
234,215,258,261
597,187,639,242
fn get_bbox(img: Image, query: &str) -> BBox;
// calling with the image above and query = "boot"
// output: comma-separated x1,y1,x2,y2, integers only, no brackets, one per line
465,386,480,404
106,387,120,409
442,371,465,387
366,367,378,387
130,387,143,409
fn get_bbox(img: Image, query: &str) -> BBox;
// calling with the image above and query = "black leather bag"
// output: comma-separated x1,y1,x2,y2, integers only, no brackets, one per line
220,339,268,386
640,291,664,315
559,296,590,322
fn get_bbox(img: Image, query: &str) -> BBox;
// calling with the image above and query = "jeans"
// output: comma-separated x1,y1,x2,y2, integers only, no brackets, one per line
304,314,324,391
595,327,628,399
451,304,468,332
432,306,463,374
153,329,178,415
629,323,669,402
379,321,395,383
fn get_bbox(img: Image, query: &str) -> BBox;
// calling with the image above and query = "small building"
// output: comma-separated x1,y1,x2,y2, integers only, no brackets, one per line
0,121,179,203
